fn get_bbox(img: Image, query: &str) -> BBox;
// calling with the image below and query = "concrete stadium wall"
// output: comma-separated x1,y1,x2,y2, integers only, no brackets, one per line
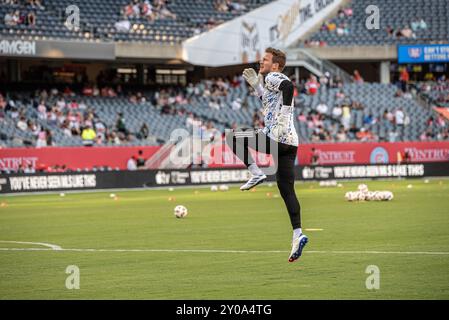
304,45,397,61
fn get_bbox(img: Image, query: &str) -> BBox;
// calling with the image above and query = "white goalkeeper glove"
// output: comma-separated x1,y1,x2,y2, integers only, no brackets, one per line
272,105,292,139
243,68,264,96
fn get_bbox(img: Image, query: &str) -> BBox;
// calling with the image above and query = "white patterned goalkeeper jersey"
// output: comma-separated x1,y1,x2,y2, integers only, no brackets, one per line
261,72,299,146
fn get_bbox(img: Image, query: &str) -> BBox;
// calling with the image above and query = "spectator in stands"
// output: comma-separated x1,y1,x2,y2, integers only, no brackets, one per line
138,123,149,140
209,98,220,110
363,113,375,126
141,1,156,21
68,99,79,109
116,112,128,136
26,0,45,10
61,120,72,137
395,107,406,139
36,130,47,148
310,148,319,165
337,8,345,18
385,25,394,37
45,128,53,146
344,7,353,17
400,25,416,39
55,96,65,109
341,103,351,129
127,156,137,171
297,112,307,123
352,70,364,83
332,104,343,119
4,11,15,26
403,151,411,163
336,126,347,142
335,90,345,100
136,150,146,169
81,124,96,146
356,127,375,142
24,163,36,174
411,18,427,32
17,116,28,131
13,164,24,174
348,124,359,139
232,98,242,110
37,100,47,120
394,89,404,99
229,1,247,13
316,100,328,114
336,23,349,36
305,75,319,95
215,0,229,12
155,0,177,19
327,22,336,32
399,67,410,92
26,11,36,26
319,72,329,88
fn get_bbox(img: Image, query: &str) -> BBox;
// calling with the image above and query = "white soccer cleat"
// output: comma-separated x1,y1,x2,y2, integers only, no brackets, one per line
288,234,308,262
240,174,267,191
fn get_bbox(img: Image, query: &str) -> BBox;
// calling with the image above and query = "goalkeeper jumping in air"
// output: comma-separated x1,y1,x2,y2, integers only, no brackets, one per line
226,47,308,263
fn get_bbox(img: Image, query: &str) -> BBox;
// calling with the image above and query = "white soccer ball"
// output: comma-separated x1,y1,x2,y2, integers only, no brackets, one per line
357,191,366,201
384,191,394,201
219,184,229,191
210,185,218,192
358,184,369,193
365,191,375,201
60,193,65,197
174,205,188,218
345,191,356,201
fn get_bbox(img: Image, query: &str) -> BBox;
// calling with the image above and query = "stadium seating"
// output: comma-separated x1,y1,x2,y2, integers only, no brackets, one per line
303,0,449,47
0,0,272,43
417,81,449,108
295,83,439,142
2,79,447,148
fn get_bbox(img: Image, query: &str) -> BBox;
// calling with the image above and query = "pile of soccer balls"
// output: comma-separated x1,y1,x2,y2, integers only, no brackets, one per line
345,184,394,202
210,184,229,191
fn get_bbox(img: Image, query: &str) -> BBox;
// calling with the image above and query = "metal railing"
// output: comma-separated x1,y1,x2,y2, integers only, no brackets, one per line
287,48,353,83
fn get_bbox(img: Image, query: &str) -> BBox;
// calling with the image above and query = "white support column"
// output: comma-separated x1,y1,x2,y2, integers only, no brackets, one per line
380,61,391,84
295,67,300,86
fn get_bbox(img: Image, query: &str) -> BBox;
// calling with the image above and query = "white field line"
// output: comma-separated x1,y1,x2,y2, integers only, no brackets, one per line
0,245,448,256
0,240,62,250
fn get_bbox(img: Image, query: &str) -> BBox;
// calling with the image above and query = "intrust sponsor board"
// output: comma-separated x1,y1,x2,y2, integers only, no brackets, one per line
1,142,448,172
0,146,160,171
296,141,449,165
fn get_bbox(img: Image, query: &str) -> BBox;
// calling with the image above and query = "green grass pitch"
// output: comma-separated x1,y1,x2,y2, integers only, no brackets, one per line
0,179,448,299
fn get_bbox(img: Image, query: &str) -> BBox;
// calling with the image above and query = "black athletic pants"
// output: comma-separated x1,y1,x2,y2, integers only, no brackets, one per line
225,129,301,229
